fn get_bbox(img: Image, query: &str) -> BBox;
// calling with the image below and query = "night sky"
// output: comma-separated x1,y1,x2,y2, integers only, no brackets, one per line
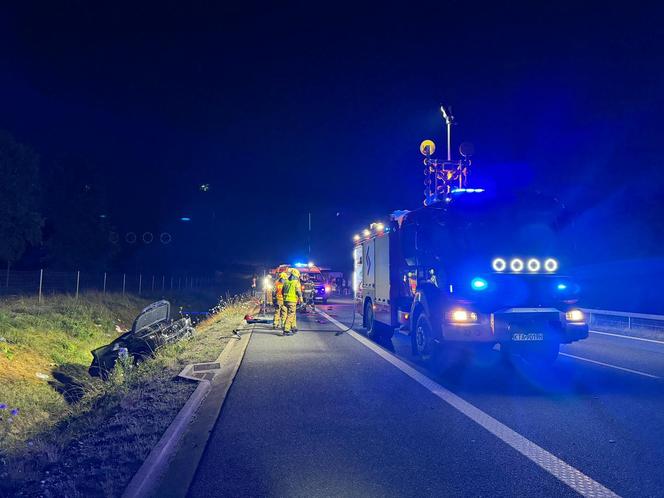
1,2,663,275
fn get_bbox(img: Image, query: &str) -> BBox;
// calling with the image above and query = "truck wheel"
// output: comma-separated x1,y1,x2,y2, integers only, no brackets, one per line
521,342,560,366
364,300,379,340
413,314,435,362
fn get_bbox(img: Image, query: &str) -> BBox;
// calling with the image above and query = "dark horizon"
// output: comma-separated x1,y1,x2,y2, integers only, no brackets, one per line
1,2,663,279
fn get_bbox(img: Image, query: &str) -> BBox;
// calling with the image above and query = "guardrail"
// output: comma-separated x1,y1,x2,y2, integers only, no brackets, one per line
581,308,664,339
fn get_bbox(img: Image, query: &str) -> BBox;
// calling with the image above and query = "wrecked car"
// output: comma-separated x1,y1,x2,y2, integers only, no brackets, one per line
89,300,194,378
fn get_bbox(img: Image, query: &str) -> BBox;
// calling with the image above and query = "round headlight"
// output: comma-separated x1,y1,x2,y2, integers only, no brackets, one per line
492,258,507,272
544,258,558,272
527,258,541,272
510,258,524,272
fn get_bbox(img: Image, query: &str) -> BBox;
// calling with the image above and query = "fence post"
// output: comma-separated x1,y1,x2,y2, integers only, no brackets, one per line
151,275,155,292
139,274,142,295
122,274,126,295
38,269,43,303
75,271,80,299
170,276,173,290
103,272,107,294
162,275,165,291
628,316,632,330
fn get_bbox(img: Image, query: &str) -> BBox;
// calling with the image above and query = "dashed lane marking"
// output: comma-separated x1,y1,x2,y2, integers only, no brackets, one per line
318,310,621,498
560,352,660,379
590,330,664,345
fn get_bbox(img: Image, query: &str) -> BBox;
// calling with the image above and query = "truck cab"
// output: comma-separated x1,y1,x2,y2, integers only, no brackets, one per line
354,189,589,365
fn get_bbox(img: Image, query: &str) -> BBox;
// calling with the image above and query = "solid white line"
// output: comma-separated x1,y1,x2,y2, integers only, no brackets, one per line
590,330,664,345
318,310,620,498
559,352,660,379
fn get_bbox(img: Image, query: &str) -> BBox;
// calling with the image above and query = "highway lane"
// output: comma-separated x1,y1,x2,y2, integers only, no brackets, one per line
189,305,580,497
323,298,664,498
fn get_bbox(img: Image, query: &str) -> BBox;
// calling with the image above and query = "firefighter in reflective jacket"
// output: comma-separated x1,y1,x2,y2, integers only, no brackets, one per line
282,268,302,335
273,272,288,329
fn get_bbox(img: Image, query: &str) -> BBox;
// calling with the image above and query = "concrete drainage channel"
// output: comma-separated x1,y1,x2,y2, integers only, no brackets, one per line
122,322,266,498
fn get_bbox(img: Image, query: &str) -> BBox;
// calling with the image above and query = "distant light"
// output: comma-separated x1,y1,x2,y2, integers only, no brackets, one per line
199,184,210,192
308,262,314,268
353,234,360,242
99,214,108,219
527,258,541,272
492,258,507,272
566,309,584,322
544,258,558,272
180,217,191,222
471,277,488,290
557,283,568,290
510,258,524,272
375,222,385,232
363,229,371,237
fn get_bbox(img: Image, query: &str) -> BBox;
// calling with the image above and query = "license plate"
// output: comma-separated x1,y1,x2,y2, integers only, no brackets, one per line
512,332,544,341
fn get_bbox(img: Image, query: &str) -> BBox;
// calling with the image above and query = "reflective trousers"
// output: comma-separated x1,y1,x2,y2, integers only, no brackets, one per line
283,301,298,331
273,299,286,327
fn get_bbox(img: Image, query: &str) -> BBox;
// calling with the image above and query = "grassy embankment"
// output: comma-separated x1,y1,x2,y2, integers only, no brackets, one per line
0,291,254,497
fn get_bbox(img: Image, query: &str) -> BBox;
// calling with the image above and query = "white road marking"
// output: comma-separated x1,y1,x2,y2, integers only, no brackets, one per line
590,330,664,345
559,352,660,379
318,310,620,498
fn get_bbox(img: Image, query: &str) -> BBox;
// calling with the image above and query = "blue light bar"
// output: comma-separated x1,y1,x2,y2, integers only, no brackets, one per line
451,188,485,194
180,217,191,222
556,283,567,290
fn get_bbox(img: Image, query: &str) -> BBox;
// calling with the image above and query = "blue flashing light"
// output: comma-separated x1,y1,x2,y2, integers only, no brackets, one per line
180,217,191,222
451,188,486,194
294,262,307,268
471,277,488,291
557,283,568,291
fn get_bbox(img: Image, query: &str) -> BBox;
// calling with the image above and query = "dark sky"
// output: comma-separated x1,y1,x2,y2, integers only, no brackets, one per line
1,1,663,273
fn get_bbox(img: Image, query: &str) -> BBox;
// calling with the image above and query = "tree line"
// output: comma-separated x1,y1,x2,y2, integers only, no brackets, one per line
0,130,115,271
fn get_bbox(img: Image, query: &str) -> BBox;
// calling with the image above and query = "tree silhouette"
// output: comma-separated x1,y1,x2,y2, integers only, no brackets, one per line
0,131,43,265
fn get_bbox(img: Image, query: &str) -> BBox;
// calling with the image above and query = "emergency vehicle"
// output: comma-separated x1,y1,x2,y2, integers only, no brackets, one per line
273,263,332,304
353,108,588,365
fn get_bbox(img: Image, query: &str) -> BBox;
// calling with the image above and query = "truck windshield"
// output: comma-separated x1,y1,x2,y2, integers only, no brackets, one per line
423,191,570,265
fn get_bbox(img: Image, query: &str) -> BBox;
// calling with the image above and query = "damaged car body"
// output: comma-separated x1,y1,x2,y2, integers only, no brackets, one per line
89,300,194,378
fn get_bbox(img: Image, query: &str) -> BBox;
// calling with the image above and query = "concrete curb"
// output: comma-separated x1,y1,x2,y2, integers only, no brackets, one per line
122,329,253,498
121,380,211,498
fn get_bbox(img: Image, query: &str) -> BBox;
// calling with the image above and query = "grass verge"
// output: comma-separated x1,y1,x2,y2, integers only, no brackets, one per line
0,292,255,497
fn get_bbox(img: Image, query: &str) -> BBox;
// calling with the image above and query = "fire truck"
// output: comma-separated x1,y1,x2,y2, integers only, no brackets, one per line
273,263,331,304
353,107,588,365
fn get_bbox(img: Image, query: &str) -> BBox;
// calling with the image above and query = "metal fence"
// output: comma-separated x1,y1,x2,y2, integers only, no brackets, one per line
582,308,664,339
0,269,215,302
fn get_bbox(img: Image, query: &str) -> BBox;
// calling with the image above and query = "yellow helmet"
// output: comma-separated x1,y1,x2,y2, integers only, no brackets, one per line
278,272,288,279
288,268,301,278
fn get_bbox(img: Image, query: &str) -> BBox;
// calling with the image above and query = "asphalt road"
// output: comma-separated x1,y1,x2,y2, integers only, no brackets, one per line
188,298,664,497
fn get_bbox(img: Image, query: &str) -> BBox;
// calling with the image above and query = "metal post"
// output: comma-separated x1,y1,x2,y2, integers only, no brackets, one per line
139,274,142,295
178,277,181,290
162,275,165,291
75,271,80,299
628,316,632,330
38,269,43,303
151,275,155,292
440,105,452,161
103,272,107,294
170,276,173,290
122,274,126,295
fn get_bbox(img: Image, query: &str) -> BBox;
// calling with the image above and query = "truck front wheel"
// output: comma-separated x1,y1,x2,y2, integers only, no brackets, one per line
413,314,435,362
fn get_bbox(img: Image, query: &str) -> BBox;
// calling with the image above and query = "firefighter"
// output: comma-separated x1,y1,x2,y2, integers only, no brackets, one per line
282,268,302,335
273,272,288,329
